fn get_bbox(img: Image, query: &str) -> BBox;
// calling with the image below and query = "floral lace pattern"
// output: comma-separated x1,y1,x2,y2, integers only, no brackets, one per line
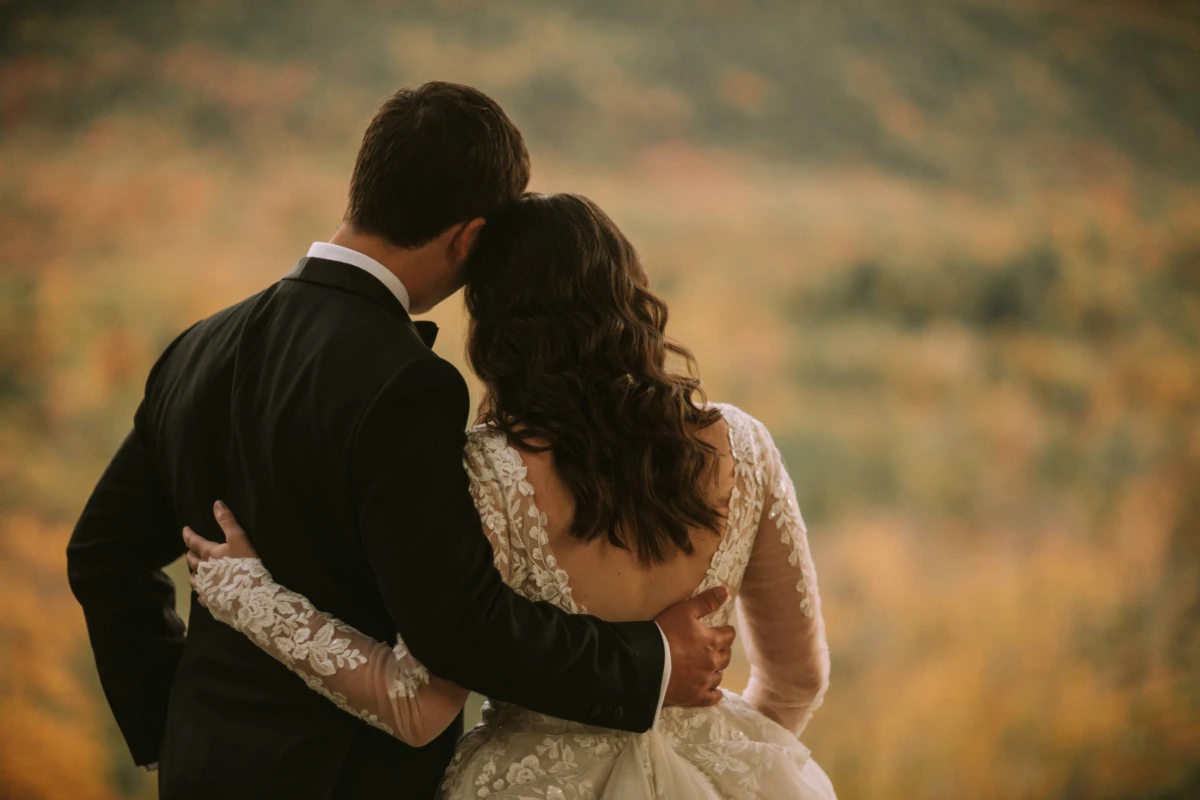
442,698,632,799
192,557,430,737
659,690,815,797
464,426,580,614
736,409,819,619
192,404,832,799
439,406,832,799
442,690,823,800
767,463,818,618
690,404,764,627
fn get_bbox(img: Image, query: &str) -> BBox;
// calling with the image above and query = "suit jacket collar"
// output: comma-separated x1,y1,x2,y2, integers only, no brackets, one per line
284,257,438,347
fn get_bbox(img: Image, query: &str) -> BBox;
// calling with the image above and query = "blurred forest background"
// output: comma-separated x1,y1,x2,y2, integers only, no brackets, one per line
2,1,1199,798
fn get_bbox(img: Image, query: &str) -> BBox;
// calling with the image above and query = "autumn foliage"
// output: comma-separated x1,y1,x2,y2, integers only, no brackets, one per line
1,2,1198,798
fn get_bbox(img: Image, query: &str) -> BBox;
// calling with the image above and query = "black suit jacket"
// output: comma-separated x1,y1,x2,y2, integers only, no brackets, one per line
67,257,664,799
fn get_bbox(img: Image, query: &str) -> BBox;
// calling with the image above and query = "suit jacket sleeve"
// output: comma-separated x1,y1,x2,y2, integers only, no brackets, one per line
350,356,665,733
66,332,192,766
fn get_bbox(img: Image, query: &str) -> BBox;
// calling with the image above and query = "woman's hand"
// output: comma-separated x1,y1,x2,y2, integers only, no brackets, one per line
183,500,260,606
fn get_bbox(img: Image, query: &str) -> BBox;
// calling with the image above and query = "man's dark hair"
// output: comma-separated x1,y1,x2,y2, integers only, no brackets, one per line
345,82,530,248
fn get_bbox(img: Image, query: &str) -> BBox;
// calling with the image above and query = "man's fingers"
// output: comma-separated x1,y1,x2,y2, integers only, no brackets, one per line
710,625,736,650
689,585,729,618
184,552,200,573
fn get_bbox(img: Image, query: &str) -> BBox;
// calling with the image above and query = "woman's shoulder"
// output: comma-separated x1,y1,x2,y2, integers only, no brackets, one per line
464,423,508,463
705,401,756,428
465,422,499,442
703,402,771,447
462,424,535,490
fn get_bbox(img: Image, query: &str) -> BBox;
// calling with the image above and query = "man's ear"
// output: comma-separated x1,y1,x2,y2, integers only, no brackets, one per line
451,217,487,265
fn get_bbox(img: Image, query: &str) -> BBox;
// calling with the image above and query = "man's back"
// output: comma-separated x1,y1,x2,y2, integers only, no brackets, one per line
66,80,724,800
148,260,459,797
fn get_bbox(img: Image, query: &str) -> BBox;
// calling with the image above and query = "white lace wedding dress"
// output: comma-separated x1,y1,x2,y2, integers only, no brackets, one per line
193,404,835,799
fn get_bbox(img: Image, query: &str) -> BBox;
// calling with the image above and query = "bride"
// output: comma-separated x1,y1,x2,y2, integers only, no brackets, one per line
183,192,836,799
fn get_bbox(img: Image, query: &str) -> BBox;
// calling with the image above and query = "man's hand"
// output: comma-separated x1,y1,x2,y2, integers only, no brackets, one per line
655,586,735,707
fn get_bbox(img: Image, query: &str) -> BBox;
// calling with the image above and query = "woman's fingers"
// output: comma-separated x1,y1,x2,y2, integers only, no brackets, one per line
182,530,209,607
189,575,209,608
213,500,258,559
180,501,256,570
182,525,224,561
213,500,245,540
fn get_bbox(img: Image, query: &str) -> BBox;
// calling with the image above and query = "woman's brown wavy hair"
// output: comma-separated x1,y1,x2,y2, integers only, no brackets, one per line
464,193,724,565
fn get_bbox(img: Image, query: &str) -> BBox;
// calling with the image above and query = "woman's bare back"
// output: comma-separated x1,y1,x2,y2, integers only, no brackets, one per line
517,416,736,622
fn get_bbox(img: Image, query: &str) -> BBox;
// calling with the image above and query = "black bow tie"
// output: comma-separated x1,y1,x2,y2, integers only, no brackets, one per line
413,320,439,347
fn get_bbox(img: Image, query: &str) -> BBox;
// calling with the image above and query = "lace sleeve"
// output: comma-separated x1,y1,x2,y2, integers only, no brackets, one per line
735,420,830,736
192,558,469,747
463,428,513,583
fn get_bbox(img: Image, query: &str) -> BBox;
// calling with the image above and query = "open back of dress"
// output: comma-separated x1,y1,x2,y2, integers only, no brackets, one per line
443,403,835,800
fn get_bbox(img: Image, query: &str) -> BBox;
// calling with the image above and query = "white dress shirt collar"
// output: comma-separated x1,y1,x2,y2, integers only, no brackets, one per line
306,242,411,313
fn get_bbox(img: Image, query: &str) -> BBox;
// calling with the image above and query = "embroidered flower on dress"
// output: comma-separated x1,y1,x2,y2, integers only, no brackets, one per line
504,754,545,785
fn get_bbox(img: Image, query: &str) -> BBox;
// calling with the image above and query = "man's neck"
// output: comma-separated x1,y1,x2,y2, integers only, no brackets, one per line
328,224,406,278
328,224,431,311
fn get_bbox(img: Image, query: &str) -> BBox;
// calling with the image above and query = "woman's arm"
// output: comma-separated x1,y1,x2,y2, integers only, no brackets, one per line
184,504,469,747
735,420,830,736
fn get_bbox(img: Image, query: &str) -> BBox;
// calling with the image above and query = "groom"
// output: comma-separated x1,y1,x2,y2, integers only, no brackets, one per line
67,82,735,799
